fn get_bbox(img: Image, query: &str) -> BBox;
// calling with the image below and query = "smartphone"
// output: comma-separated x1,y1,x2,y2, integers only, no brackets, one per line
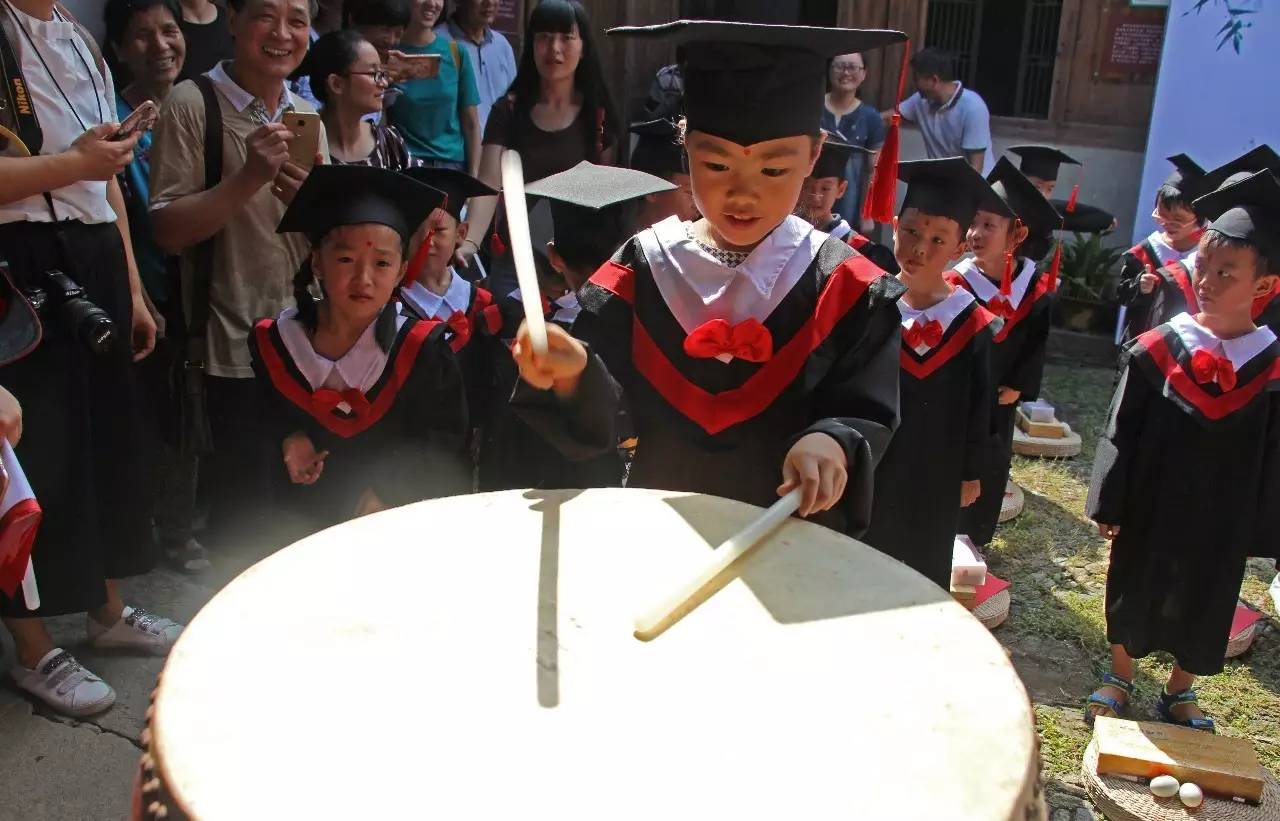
112,100,159,141
285,111,323,170
386,51,441,82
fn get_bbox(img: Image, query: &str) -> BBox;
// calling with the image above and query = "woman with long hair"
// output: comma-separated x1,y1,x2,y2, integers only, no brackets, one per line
308,30,416,170
459,0,619,291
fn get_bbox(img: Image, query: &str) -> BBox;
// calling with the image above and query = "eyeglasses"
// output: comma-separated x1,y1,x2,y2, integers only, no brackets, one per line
1150,208,1197,231
345,69,391,84
832,62,865,74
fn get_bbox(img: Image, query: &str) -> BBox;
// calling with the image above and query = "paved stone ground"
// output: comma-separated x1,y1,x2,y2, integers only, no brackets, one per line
0,549,261,819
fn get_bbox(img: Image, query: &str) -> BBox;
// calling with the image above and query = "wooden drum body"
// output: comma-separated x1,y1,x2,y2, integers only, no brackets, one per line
147,489,1043,820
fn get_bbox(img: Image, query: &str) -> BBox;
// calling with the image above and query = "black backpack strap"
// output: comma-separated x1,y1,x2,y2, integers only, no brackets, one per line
186,73,223,364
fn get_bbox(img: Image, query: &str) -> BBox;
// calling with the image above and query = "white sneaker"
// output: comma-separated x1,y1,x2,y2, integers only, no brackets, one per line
11,649,116,717
87,606,183,655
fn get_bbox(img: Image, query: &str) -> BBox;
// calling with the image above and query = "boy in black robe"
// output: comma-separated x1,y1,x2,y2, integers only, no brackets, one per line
479,162,673,491
508,21,907,536
796,132,900,275
249,166,471,538
1006,144,1116,234
862,158,1001,586
1086,169,1280,732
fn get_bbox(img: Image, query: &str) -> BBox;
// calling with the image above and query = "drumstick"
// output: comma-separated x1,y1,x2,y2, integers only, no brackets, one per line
500,150,549,358
634,489,802,641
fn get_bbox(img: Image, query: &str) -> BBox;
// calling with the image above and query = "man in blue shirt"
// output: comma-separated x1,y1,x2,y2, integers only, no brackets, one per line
892,47,994,175
434,0,516,130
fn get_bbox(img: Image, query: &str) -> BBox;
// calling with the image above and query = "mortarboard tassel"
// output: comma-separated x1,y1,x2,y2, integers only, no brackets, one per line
403,195,447,287
1065,184,1080,214
862,45,911,225
1047,239,1062,292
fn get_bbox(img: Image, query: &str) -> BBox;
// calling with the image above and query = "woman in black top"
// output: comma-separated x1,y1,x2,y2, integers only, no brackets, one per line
459,0,619,293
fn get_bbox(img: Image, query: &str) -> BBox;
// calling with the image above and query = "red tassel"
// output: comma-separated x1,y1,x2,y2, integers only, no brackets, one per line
1047,239,1062,292
490,231,506,257
1066,184,1080,214
861,45,912,225
404,229,434,288
1000,250,1015,296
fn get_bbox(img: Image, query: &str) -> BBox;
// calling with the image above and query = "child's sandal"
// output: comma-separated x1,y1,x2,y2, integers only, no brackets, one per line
1155,687,1216,733
1084,673,1134,726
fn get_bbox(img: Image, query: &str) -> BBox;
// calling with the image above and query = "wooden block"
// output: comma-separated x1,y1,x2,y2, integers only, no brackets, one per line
1093,716,1265,803
1015,408,1068,439
950,583,976,610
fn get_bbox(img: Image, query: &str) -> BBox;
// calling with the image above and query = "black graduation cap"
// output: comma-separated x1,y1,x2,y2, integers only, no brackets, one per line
1198,145,1280,199
1192,169,1280,264
608,20,907,148
987,156,1061,239
898,156,1007,229
277,165,446,242
1163,153,1207,199
1006,145,1079,182
524,161,676,251
630,119,685,178
402,167,498,222
811,132,871,180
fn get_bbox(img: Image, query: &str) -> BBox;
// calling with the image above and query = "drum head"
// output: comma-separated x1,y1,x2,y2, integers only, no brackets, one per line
154,489,1037,819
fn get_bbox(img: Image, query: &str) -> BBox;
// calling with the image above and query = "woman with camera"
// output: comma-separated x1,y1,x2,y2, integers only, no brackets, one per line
0,0,181,717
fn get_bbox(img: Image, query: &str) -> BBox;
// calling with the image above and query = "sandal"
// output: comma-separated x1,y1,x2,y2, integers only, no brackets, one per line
1084,673,1134,726
1156,687,1216,733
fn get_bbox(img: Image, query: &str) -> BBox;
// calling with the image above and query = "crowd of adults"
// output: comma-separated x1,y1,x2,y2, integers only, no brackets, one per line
0,0,996,719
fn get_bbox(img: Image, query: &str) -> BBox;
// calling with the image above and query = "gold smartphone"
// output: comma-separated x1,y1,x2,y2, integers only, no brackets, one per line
285,111,322,170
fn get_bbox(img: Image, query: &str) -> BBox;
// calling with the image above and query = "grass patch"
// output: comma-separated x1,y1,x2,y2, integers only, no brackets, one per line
997,363,1280,783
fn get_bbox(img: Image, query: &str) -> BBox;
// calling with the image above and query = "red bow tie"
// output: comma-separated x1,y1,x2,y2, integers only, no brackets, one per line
445,310,472,350
904,318,944,350
987,295,1014,318
1190,349,1237,391
311,387,372,417
683,318,773,363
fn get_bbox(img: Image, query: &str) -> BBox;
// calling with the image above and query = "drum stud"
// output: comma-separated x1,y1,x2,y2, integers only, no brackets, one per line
140,728,152,747
143,778,161,794
147,800,168,819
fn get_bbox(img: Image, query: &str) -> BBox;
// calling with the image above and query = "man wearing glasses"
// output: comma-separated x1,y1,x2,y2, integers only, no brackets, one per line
822,52,885,233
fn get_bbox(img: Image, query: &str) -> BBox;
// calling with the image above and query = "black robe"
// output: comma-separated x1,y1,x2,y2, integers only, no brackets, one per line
248,308,471,539
863,300,998,586
951,263,1054,547
1087,325,1280,675
513,233,904,538
1117,236,1196,346
1146,259,1201,336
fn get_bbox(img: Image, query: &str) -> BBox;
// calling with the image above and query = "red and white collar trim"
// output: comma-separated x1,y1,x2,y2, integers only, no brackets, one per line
954,256,1036,311
400,270,470,321
1168,312,1277,372
897,287,974,354
275,308,405,395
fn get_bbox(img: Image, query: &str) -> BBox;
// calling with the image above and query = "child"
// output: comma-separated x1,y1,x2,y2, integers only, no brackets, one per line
509,21,906,534
1007,144,1116,234
1116,154,1207,344
952,157,1060,549
796,132,900,275
862,158,1002,586
481,161,673,492
249,165,471,536
1086,169,1280,731
1148,147,1280,334
629,118,699,227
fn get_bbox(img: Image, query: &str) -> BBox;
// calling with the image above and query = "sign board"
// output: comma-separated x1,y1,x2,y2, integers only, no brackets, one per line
1097,3,1167,80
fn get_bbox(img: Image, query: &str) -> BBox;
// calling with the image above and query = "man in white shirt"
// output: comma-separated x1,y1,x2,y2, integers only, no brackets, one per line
891,47,994,175
435,0,516,131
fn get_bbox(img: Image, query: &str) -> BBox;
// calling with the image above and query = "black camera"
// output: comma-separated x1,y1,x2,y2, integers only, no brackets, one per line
23,269,115,356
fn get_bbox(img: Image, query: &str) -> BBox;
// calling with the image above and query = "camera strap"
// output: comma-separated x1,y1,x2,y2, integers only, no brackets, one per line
0,5,43,156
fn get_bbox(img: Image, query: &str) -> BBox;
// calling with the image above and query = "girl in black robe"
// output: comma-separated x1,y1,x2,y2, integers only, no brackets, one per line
952,159,1059,549
248,166,471,540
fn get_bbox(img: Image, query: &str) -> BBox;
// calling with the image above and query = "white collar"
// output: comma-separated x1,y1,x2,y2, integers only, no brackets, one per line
639,215,822,337
1168,312,1276,372
824,217,853,241
897,288,974,353
955,256,1036,310
551,292,581,325
207,60,294,117
400,270,470,320
653,214,815,302
275,307,399,394
1148,231,1199,268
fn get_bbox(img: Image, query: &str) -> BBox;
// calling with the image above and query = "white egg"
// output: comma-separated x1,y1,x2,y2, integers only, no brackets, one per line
1149,775,1180,798
1179,782,1204,808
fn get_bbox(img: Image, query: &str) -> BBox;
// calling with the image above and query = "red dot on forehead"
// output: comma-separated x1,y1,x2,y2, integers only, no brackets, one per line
365,242,372,247
743,147,752,156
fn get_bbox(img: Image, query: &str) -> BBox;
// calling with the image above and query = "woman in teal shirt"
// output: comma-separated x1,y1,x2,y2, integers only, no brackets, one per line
390,0,482,172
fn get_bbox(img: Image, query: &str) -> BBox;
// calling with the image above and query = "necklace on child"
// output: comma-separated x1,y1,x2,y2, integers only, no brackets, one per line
687,224,750,268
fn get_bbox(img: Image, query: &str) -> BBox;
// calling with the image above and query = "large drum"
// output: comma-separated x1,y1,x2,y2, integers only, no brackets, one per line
143,489,1043,820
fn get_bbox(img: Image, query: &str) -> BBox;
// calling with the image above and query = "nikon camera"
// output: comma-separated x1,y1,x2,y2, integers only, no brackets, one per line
22,269,115,356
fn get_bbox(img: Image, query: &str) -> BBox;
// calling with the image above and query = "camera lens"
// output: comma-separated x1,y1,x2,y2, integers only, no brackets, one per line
60,296,115,356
